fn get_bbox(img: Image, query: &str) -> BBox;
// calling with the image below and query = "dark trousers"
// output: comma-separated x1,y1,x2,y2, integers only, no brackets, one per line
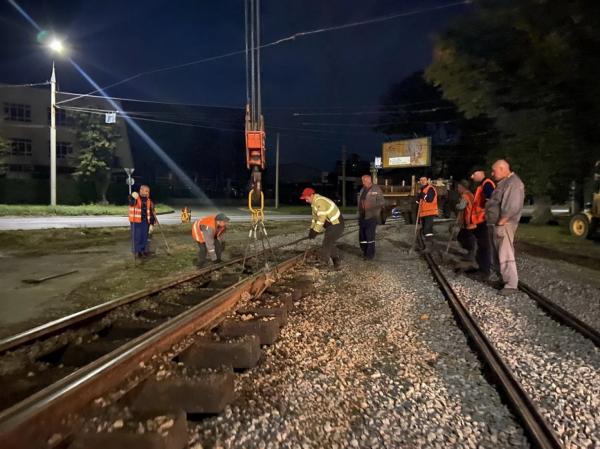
474,223,492,275
131,222,149,254
359,217,377,259
457,228,476,255
421,215,435,237
197,240,223,266
321,218,344,263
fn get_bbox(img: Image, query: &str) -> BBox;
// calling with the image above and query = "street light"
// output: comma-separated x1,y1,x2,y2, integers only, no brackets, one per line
47,36,65,206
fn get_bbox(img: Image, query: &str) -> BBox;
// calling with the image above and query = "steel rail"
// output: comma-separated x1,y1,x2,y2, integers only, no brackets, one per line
419,236,563,449
0,234,311,354
0,252,304,449
518,281,600,347
0,223,360,355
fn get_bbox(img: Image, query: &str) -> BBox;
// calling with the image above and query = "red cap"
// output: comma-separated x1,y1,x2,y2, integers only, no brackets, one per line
299,187,315,200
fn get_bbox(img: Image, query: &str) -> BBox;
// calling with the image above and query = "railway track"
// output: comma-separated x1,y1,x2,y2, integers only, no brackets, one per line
419,234,600,449
0,226,359,449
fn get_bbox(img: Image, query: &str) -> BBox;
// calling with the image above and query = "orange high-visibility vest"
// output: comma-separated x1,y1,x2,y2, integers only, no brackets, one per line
461,190,477,230
419,185,438,217
192,215,226,243
128,197,153,223
471,178,496,225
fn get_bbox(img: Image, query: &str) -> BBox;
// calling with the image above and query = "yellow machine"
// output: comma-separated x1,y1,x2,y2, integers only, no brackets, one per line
180,207,191,224
569,161,600,239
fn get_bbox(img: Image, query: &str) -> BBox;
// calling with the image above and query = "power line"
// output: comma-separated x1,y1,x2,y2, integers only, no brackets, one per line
56,91,244,109
293,106,455,116
0,81,50,88
57,1,470,104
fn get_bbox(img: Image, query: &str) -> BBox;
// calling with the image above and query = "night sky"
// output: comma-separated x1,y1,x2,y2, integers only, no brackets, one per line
0,0,471,171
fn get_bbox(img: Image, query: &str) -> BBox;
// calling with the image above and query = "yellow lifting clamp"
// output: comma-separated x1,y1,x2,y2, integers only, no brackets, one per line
248,189,265,224
241,189,278,278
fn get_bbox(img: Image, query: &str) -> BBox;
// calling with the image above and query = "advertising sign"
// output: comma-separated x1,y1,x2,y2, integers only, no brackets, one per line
382,137,431,168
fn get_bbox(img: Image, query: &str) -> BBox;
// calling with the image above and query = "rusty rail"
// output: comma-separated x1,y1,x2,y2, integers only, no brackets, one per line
0,253,304,449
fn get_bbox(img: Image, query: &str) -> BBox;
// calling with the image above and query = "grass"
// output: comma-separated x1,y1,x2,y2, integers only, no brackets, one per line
0,220,309,257
516,221,600,269
0,203,173,216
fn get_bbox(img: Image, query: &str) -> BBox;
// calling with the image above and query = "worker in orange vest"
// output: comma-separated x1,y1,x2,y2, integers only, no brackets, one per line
455,180,477,263
470,169,496,278
192,213,230,267
418,176,438,239
128,184,156,259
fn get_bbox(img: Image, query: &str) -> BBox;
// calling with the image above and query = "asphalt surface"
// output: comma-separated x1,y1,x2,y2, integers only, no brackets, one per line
0,208,325,230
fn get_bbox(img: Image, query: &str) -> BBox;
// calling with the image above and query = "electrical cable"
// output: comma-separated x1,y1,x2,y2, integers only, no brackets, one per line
56,1,470,105
0,81,50,88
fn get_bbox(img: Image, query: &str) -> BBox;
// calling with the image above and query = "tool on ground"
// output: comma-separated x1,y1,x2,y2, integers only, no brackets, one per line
408,200,423,255
152,213,172,255
445,215,461,254
22,270,79,284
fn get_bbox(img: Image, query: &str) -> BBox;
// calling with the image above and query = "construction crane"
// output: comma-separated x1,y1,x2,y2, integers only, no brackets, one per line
241,0,276,273
245,0,265,206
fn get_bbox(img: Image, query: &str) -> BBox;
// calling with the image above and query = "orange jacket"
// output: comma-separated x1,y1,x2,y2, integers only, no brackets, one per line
419,184,438,217
472,178,496,225
128,197,154,223
192,215,226,244
460,190,477,230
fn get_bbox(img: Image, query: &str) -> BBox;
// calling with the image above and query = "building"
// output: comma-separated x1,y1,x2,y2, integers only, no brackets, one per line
0,84,133,180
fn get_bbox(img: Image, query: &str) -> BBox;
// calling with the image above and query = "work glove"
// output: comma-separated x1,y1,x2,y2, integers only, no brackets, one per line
308,229,318,239
148,225,154,234
131,191,139,199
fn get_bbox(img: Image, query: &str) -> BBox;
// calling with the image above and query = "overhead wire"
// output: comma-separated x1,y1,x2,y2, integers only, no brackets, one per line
0,81,50,88
56,1,470,105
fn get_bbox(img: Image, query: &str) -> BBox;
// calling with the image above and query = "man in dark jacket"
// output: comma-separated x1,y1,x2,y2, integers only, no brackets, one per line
358,174,384,260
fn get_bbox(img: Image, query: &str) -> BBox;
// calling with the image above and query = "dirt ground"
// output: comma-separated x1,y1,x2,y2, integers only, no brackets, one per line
0,221,307,338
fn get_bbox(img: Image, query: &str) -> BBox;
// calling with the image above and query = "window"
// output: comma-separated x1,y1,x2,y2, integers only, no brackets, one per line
57,142,73,159
4,103,31,122
10,139,32,156
47,107,73,127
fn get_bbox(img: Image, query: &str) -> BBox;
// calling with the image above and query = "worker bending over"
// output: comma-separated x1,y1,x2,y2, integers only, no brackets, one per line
129,184,155,259
455,180,477,263
192,213,230,267
300,187,344,270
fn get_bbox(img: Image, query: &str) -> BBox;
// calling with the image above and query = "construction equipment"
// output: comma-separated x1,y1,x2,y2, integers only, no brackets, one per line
569,161,600,239
379,176,453,224
152,213,172,255
240,0,277,274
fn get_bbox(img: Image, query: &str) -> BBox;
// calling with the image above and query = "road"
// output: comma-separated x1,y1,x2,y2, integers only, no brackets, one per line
0,208,322,230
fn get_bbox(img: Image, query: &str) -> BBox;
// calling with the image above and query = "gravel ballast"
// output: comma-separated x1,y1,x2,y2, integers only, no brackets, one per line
189,225,528,449
446,270,600,449
517,253,600,332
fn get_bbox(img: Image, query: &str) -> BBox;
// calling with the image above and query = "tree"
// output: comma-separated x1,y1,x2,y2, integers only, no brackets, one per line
426,0,600,202
0,135,10,177
73,113,121,204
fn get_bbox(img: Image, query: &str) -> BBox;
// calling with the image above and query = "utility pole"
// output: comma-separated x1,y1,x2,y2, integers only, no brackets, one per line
341,145,346,208
50,62,57,206
275,133,280,209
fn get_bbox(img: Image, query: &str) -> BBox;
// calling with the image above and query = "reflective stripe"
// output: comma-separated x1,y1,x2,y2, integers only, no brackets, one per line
360,240,375,244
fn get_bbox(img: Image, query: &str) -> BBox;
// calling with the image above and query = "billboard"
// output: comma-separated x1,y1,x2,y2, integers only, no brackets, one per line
382,137,431,168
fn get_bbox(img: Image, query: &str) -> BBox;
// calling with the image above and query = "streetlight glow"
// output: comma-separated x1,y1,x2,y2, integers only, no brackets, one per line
48,38,64,54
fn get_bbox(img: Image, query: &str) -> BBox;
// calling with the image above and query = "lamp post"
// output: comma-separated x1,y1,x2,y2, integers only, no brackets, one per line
48,38,64,206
